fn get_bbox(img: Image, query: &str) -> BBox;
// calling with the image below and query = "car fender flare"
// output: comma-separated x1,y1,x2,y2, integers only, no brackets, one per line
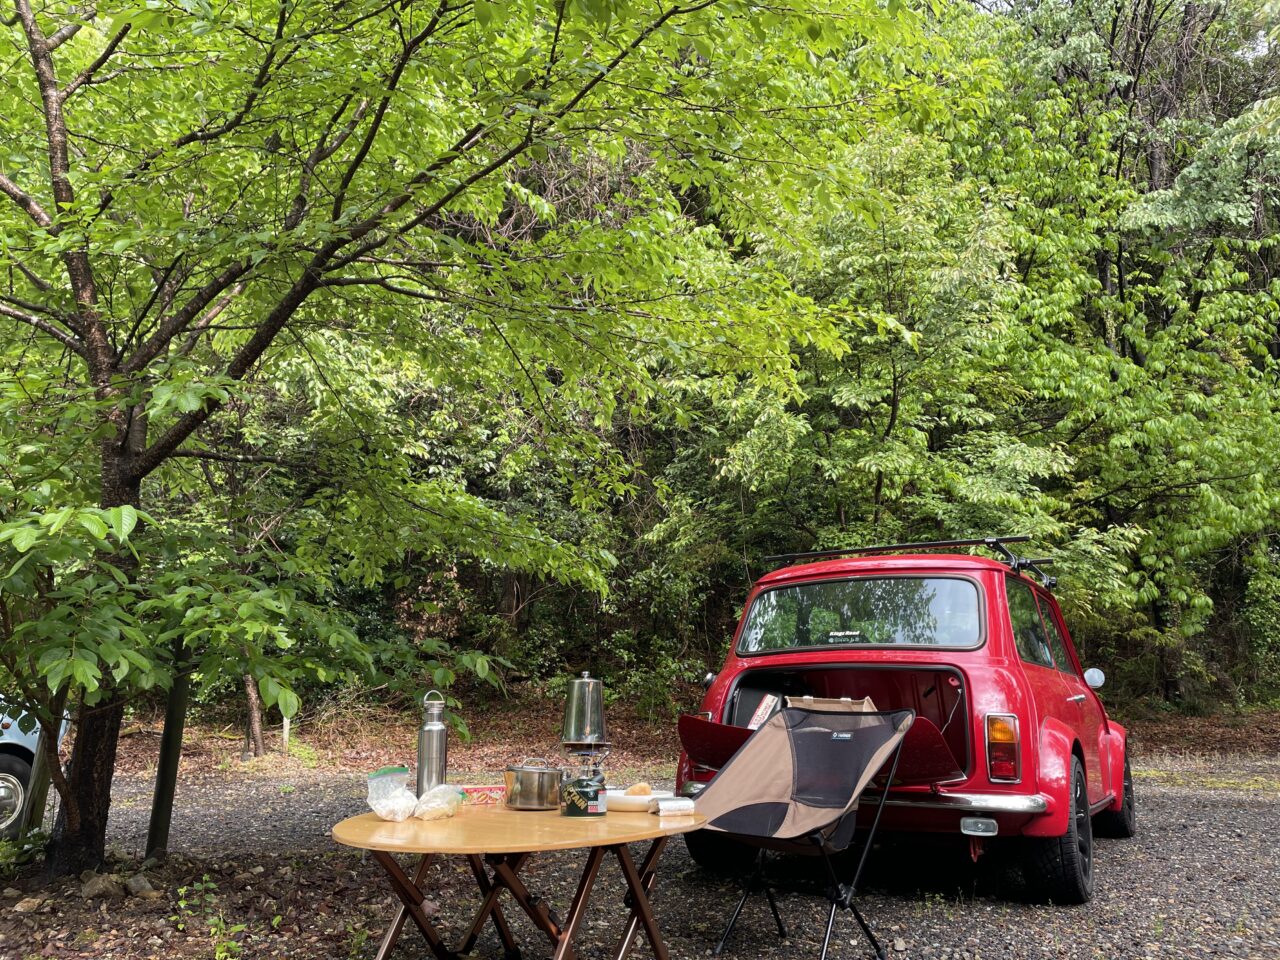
1023,718,1077,837
0,742,35,767
1102,720,1128,812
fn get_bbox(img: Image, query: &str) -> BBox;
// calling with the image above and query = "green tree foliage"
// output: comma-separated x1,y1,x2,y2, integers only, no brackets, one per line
973,0,1280,697
0,0,927,873
1,0,1276,877
472,0,1279,713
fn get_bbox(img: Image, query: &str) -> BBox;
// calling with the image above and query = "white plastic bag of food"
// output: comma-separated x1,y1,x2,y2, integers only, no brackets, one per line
367,766,418,822
414,784,463,821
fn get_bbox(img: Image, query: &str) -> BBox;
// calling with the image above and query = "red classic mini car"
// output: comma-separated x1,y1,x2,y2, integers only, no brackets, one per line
676,537,1136,904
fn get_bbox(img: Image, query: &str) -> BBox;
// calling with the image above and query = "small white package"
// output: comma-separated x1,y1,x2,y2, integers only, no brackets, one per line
367,766,418,822
414,784,463,821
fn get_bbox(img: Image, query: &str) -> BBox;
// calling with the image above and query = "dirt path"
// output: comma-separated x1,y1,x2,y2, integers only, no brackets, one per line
2,749,1276,960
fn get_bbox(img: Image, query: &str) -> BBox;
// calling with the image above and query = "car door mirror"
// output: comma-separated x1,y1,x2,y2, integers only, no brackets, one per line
1083,668,1105,690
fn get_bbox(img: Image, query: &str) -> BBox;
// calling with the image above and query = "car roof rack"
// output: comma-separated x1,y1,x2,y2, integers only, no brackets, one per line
763,535,1058,588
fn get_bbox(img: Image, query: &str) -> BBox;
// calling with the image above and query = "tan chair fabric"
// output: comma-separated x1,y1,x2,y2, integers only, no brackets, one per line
694,706,913,842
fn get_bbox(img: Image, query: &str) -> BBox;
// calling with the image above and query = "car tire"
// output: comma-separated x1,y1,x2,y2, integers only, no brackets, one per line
1092,750,1136,838
683,828,758,875
1023,756,1093,904
0,754,32,840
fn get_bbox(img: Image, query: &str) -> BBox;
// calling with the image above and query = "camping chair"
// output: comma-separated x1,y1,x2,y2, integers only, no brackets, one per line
693,698,914,960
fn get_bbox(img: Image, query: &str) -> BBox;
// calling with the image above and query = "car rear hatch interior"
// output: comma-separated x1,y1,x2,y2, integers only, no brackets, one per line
695,665,971,785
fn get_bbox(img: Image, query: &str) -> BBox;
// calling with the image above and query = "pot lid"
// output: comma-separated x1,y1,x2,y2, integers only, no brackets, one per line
506,757,558,772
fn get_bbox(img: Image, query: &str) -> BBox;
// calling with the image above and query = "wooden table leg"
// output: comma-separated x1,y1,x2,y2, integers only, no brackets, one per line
485,846,608,960
460,853,521,959
371,851,456,960
612,837,669,960
550,846,607,960
374,853,432,960
612,840,671,960
489,854,567,945
367,835,680,960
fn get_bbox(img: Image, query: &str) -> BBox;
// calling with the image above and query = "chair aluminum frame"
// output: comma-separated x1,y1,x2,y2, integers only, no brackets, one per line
707,715,910,960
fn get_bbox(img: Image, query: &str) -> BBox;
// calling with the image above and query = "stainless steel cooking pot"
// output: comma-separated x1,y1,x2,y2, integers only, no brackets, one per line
504,757,562,810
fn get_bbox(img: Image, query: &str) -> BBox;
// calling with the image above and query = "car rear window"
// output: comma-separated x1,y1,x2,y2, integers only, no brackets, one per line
737,577,982,653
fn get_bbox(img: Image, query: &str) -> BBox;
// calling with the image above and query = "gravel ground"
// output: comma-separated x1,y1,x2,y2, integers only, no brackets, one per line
83,754,1280,960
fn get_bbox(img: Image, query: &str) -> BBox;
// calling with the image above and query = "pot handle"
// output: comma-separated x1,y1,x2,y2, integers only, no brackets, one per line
519,756,552,768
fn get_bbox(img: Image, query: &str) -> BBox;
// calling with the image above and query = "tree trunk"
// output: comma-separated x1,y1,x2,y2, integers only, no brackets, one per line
45,698,124,878
46,454,141,877
146,634,191,860
243,674,267,758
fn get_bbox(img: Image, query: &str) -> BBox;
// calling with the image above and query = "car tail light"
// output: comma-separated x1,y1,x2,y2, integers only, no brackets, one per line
986,714,1020,783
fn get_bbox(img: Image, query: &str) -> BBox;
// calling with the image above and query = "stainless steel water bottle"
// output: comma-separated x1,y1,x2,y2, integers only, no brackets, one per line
416,690,448,794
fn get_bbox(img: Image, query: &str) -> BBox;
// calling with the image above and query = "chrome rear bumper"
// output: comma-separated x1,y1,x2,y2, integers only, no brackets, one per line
681,780,1047,815
862,790,1048,814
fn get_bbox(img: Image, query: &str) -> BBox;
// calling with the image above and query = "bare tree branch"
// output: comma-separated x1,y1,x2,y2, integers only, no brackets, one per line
121,261,251,374
61,24,131,100
318,274,452,302
0,302,88,357
178,282,246,356
285,95,363,230
0,171,55,228
169,449,295,466
45,14,91,52
14,0,111,377
0,290,60,318
10,254,53,292
330,0,451,222
131,263,324,478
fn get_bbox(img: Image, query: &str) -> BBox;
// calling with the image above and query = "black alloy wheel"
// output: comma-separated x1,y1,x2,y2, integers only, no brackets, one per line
1023,756,1094,904
1093,750,1137,838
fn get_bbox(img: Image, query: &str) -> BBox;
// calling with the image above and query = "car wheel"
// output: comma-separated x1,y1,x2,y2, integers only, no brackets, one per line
0,754,32,840
683,829,758,875
1023,756,1093,904
1093,750,1137,838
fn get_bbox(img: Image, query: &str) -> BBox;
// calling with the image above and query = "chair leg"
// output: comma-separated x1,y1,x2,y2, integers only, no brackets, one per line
763,880,787,939
715,849,787,954
713,879,753,956
816,841,891,960
818,898,838,960
850,902,887,960
814,738,908,960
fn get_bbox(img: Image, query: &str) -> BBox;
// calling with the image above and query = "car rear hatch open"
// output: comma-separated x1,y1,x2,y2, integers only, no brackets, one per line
682,664,971,786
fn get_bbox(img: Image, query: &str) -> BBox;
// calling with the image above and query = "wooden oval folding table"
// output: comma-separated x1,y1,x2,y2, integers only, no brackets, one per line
333,805,705,960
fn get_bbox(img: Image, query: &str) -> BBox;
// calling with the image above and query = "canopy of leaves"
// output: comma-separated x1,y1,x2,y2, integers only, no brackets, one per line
0,0,1277,860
